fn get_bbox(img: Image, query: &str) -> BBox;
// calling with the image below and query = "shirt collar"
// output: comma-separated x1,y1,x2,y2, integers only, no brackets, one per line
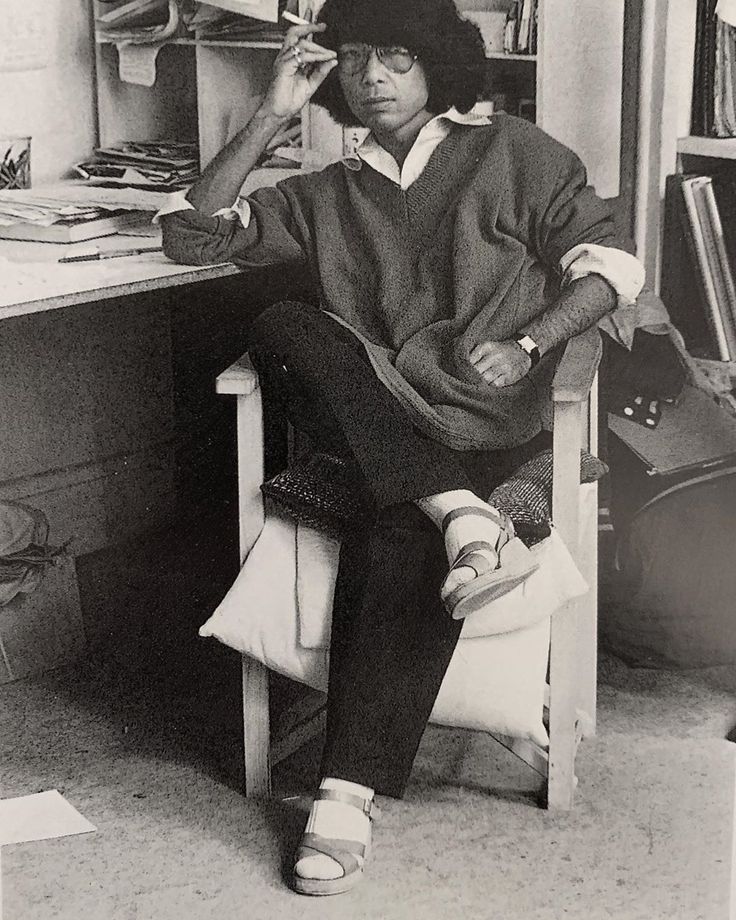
343,102,494,174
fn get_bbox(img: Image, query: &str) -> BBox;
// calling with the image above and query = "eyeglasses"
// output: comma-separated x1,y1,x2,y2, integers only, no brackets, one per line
337,44,418,75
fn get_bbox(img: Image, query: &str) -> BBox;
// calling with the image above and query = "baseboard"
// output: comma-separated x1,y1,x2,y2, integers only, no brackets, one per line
0,440,177,556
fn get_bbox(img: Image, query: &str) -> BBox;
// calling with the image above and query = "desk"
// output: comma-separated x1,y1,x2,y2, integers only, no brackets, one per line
0,234,244,556
0,233,240,319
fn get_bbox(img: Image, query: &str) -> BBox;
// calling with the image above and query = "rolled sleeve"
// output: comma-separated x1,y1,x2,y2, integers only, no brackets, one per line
559,243,646,306
152,191,252,228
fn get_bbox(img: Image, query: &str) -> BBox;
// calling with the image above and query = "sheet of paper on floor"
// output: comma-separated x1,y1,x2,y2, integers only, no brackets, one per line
0,790,96,846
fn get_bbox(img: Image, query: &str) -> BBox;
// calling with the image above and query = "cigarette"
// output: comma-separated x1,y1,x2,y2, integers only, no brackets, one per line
282,10,312,25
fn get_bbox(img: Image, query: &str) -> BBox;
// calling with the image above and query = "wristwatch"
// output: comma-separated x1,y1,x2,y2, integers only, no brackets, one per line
514,334,541,368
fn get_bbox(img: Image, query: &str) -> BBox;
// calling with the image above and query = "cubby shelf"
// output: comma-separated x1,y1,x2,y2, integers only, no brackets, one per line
678,136,736,160
95,35,536,59
92,1,621,197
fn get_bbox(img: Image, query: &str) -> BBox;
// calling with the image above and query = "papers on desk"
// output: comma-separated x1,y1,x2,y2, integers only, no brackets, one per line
0,190,158,243
76,141,199,191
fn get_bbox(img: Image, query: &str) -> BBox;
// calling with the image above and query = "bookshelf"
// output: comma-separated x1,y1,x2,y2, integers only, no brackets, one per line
677,136,736,160
641,2,736,412
92,0,625,199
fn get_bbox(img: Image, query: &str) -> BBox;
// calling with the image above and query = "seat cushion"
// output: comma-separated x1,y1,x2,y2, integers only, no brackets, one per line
200,515,589,747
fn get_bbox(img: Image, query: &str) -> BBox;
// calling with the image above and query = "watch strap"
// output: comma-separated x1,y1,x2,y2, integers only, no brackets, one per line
514,334,541,368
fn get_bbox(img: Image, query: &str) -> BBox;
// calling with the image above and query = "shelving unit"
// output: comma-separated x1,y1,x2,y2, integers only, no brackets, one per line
93,0,624,198
677,136,736,160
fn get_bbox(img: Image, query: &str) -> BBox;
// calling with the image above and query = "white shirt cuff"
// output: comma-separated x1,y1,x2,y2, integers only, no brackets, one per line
152,191,252,228
559,243,645,306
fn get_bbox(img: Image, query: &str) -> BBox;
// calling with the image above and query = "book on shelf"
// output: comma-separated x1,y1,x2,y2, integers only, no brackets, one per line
691,0,718,137
662,173,736,361
681,174,736,358
0,210,152,244
503,0,539,55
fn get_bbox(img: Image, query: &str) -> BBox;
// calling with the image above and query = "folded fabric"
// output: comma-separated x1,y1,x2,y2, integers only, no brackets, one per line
0,502,63,606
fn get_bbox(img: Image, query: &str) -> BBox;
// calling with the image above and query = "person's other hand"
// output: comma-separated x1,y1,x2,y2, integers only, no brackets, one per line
468,340,531,387
260,22,338,120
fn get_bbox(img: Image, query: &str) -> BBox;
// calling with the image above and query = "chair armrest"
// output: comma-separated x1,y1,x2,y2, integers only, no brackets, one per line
215,350,264,563
551,328,602,403
216,353,259,396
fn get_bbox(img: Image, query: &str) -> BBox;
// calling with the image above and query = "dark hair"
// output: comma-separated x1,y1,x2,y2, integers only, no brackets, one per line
311,0,487,126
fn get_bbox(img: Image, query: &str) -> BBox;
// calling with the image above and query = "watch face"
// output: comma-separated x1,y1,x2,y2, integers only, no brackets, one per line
517,336,535,353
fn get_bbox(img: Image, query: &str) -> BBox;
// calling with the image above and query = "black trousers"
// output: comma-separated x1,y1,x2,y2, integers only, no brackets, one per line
248,302,549,797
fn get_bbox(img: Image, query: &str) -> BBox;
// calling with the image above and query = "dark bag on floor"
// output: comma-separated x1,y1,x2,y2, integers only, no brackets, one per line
604,427,736,668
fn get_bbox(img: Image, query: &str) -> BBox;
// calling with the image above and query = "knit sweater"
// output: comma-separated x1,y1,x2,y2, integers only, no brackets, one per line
162,115,627,449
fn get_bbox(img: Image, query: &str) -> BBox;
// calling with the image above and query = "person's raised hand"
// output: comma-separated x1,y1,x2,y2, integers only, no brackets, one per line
260,22,338,121
468,340,531,388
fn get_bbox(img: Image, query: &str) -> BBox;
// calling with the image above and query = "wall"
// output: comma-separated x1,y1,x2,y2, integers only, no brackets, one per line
0,0,97,184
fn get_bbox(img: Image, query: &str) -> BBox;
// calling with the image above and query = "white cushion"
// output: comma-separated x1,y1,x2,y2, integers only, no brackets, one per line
295,519,587,647
200,515,588,748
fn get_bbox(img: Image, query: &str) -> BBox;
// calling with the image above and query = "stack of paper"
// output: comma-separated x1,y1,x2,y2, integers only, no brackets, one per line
0,190,153,243
0,190,155,243
196,0,282,25
183,1,287,40
256,116,303,168
95,0,181,43
76,141,199,191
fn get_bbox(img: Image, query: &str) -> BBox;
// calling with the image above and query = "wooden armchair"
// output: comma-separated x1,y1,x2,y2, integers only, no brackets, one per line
215,326,602,811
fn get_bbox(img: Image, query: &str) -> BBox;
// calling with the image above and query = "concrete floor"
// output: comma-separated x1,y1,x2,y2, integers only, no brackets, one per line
1,515,734,920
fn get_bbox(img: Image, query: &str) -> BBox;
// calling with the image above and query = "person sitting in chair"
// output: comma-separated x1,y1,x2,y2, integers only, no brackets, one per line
158,0,644,897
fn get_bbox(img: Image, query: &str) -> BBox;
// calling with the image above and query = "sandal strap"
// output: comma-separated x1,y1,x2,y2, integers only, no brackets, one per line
441,505,506,536
297,833,364,875
451,540,497,578
315,787,378,820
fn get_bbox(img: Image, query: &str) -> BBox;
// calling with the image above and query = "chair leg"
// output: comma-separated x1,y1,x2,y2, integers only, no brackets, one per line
546,614,577,809
242,655,271,797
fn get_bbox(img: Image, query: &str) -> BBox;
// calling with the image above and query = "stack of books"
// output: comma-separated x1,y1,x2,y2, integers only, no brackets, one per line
503,0,539,55
662,173,736,365
75,142,199,191
0,192,153,243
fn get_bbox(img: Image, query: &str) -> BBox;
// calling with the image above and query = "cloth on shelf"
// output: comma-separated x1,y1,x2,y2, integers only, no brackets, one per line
0,502,65,606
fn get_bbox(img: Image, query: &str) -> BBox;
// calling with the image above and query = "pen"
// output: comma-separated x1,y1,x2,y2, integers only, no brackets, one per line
58,246,163,264
282,10,312,25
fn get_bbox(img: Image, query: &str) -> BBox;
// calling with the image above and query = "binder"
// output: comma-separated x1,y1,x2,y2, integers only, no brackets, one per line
608,384,736,477
679,175,734,359
661,175,714,355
